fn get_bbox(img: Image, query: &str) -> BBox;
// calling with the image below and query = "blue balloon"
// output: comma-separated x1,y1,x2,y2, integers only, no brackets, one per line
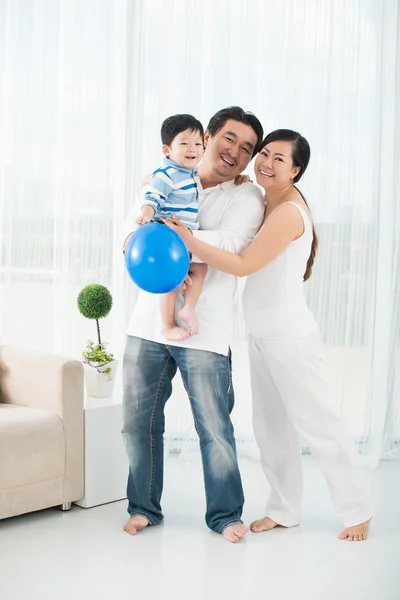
125,222,190,294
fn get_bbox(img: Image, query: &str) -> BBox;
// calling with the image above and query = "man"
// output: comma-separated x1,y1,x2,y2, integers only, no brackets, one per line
121,106,265,543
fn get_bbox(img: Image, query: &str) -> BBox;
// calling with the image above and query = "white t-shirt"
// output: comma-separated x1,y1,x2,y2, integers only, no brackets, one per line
122,179,265,356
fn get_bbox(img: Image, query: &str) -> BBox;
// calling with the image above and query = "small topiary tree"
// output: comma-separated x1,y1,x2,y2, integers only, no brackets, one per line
77,284,113,345
77,284,114,375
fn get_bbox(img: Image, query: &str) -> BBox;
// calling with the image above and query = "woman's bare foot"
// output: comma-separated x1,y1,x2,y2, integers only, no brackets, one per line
250,517,280,533
338,519,371,541
163,326,192,341
222,523,249,543
123,515,149,536
178,307,199,335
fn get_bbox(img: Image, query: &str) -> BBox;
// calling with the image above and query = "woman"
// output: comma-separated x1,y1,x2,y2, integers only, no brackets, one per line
164,129,372,542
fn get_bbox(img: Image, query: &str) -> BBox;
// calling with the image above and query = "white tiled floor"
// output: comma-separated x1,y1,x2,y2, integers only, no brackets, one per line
0,457,399,600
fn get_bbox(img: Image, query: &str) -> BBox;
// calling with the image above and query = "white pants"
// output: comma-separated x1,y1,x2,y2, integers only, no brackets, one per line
248,333,373,528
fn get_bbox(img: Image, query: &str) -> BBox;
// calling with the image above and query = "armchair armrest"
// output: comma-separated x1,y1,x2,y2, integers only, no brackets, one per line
0,345,83,415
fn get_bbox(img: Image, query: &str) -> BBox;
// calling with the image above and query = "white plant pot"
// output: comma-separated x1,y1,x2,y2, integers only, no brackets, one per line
84,360,118,399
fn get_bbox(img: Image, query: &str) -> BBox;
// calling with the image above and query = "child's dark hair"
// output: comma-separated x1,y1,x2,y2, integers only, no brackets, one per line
161,114,204,146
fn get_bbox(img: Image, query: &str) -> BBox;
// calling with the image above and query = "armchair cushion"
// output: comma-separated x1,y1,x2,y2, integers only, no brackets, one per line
0,404,65,490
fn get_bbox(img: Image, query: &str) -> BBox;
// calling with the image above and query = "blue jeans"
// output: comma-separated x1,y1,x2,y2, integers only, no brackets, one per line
121,335,244,533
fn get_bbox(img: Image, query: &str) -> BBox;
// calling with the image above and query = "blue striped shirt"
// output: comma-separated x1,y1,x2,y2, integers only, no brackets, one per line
142,158,199,230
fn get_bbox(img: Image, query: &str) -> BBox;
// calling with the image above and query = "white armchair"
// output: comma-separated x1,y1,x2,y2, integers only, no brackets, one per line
0,345,84,519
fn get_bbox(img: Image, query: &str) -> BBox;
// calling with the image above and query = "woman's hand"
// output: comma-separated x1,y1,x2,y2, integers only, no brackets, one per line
162,216,193,244
234,174,252,186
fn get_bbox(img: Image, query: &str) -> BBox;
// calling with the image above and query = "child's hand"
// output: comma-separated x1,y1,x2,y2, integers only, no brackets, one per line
136,215,152,225
138,205,155,225
234,174,252,186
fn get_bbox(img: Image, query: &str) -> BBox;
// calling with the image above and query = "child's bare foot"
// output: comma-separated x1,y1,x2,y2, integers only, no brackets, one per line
222,523,248,543
178,307,199,335
123,515,149,536
250,517,280,532
163,326,192,341
338,519,371,541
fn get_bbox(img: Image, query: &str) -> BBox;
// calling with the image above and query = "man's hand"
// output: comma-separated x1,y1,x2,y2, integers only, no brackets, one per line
180,273,193,291
122,232,133,255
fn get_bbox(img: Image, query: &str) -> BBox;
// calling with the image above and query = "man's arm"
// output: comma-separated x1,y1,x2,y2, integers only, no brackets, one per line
192,183,265,262
121,190,143,252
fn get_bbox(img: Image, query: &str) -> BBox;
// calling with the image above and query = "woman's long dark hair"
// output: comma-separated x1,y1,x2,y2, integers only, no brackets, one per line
260,129,318,281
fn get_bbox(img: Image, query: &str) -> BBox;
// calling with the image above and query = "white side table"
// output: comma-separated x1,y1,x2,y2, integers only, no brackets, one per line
74,397,128,508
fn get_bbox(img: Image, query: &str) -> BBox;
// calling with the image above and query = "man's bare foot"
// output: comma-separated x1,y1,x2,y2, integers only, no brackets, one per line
338,519,371,542
178,307,199,335
163,326,192,341
222,523,249,543
250,517,280,533
123,515,149,536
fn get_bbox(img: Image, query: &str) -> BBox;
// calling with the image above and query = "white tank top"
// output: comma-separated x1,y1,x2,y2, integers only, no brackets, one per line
243,201,319,338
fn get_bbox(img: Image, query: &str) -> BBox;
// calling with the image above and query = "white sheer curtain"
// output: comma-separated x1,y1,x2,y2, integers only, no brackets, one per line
0,0,399,464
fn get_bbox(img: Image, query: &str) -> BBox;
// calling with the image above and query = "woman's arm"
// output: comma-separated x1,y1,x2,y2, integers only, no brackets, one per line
164,203,304,277
190,184,264,256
